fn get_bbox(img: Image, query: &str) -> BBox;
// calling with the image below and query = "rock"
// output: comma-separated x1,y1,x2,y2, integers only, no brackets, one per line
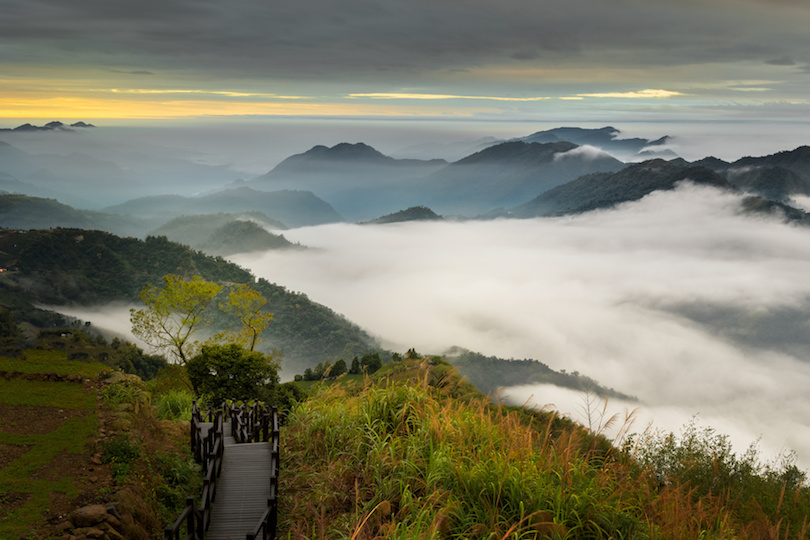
55,521,74,531
72,527,105,538
119,514,150,540
108,418,132,432
98,522,125,540
70,505,108,527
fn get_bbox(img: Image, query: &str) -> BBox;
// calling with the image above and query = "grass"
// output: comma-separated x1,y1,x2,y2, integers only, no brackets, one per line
155,389,195,421
0,348,108,378
279,363,810,539
0,375,97,538
0,378,95,409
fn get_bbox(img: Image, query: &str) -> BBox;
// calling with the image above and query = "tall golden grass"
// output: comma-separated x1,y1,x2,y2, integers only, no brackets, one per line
278,368,808,539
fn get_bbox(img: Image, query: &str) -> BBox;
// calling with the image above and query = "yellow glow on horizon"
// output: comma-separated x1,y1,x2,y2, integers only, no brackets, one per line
0,95,500,120
109,88,309,99
348,92,551,102
576,89,684,99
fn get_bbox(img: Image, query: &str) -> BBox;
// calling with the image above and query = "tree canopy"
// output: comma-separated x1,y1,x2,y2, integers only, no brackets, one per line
130,274,223,364
187,343,279,403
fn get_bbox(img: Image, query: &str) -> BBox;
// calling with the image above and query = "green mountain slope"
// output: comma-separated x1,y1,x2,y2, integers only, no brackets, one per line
0,228,378,370
505,160,732,218
0,194,150,236
149,213,296,255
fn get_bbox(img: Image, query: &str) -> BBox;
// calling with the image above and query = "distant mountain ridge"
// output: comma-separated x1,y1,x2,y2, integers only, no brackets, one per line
0,194,149,236
103,187,343,228
363,206,444,225
694,146,810,202
249,142,447,221
513,126,674,160
149,212,299,256
0,120,96,132
502,159,733,218
415,140,627,216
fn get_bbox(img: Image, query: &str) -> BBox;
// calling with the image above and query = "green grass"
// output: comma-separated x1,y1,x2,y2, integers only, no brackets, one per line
279,370,810,539
155,389,195,421
0,348,108,378
0,348,101,538
0,378,95,409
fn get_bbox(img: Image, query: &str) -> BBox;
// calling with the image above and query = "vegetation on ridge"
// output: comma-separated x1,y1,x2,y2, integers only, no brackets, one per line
279,358,810,539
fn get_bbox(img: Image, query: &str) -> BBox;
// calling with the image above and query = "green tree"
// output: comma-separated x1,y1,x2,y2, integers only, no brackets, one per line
361,353,382,374
0,307,22,356
186,343,279,402
215,283,274,351
130,274,223,364
331,358,347,377
349,356,361,375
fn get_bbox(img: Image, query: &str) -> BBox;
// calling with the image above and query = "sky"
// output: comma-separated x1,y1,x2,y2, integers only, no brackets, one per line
2,0,810,126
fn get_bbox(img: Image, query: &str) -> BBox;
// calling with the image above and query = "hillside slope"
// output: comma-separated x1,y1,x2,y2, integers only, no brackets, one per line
0,228,378,371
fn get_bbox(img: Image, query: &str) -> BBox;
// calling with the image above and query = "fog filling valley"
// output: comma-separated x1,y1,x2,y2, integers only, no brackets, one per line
224,183,810,465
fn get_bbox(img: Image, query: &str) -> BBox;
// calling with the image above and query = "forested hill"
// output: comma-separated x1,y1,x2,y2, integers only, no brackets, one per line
449,349,635,400
0,228,379,370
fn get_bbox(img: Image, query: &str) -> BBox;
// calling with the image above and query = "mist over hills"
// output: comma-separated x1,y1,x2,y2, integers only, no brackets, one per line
247,139,626,219
694,146,810,203
512,126,675,161
4,123,810,466
0,130,244,207
502,160,732,218
149,213,299,256
415,140,626,216
248,142,447,221
103,187,342,228
0,194,150,236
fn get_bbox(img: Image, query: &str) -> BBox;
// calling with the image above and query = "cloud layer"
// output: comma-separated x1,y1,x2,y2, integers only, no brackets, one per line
3,0,810,120
232,184,810,464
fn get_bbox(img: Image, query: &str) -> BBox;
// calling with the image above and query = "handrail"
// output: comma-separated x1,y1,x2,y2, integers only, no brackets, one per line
166,400,280,540
165,403,225,540
246,406,280,540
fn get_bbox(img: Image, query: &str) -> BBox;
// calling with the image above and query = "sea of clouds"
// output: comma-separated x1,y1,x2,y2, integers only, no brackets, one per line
229,183,810,465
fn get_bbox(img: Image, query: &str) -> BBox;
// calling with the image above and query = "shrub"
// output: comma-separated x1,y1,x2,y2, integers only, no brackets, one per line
155,390,194,421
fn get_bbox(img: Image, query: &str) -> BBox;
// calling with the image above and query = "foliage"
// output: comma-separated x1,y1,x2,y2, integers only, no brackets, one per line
146,363,193,396
0,306,22,356
331,358,347,377
629,417,810,537
34,329,166,380
214,283,274,351
130,274,223,364
101,379,144,409
449,349,634,400
279,366,810,538
155,390,195,421
186,343,279,402
101,434,142,482
153,451,203,516
1,228,380,368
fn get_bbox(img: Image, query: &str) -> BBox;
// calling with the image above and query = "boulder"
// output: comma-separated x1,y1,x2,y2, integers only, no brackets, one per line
69,505,108,527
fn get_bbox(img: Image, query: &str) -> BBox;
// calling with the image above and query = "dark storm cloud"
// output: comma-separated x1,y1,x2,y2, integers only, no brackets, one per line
3,0,809,82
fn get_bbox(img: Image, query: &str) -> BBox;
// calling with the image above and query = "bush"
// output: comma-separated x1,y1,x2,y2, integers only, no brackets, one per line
101,434,141,481
155,390,194,421
187,343,279,402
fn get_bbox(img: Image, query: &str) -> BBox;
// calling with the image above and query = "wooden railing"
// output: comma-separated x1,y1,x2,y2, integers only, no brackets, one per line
165,402,224,540
164,400,280,540
247,406,280,540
